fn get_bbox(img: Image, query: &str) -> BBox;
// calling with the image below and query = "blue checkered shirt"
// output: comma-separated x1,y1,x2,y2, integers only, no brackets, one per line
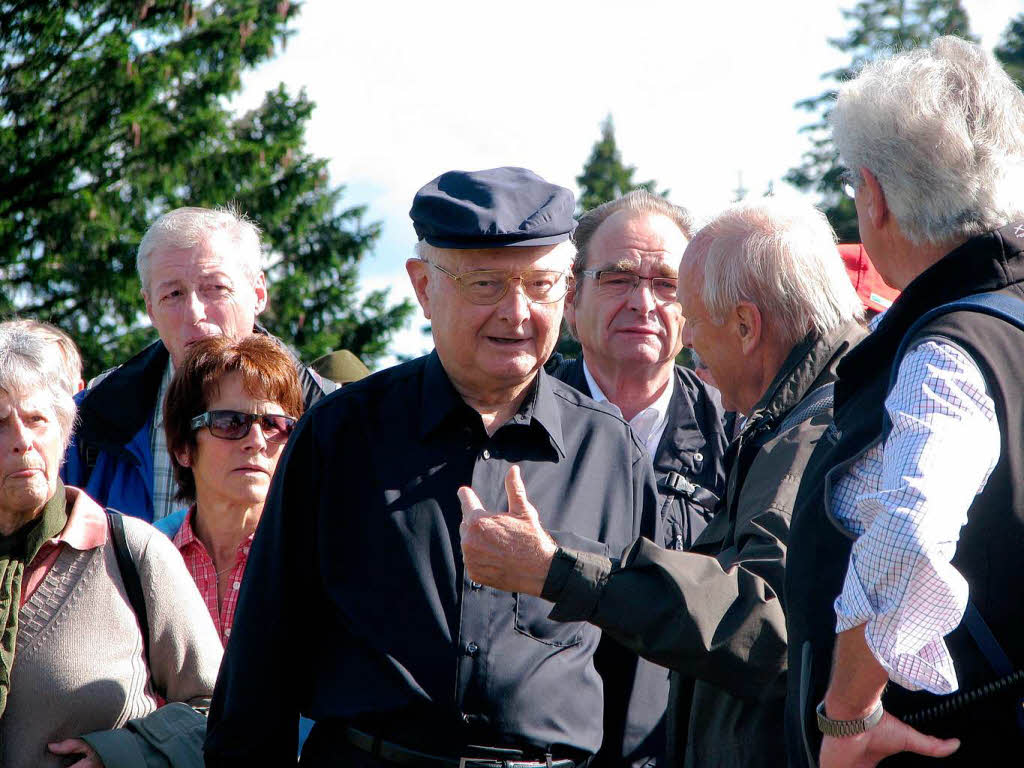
831,331,1000,694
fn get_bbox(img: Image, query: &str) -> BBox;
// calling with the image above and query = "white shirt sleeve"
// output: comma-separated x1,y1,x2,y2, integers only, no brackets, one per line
831,340,1000,693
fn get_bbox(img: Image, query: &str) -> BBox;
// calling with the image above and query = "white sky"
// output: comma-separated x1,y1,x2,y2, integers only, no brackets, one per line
233,0,1020,365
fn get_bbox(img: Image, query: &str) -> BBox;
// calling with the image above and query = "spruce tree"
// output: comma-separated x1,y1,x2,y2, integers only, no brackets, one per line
0,1,411,376
995,13,1024,89
784,0,974,242
576,115,660,214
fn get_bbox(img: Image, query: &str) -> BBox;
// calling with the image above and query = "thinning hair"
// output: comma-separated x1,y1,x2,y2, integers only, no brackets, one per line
572,189,694,273
0,321,77,451
164,334,305,503
832,35,1024,246
686,199,864,348
5,319,82,395
137,205,264,294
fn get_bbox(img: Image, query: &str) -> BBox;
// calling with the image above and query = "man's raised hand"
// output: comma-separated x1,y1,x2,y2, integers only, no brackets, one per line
458,465,558,597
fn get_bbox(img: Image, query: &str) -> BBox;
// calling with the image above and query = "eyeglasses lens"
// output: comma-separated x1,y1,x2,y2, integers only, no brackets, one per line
597,272,677,301
461,270,567,305
208,411,295,443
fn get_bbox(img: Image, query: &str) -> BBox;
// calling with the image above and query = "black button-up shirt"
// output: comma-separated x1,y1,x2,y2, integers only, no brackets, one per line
206,352,660,764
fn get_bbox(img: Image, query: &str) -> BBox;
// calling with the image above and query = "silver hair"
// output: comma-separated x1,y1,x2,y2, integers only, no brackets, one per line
832,35,1024,246
572,190,694,273
137,205,264,294
413,239,577,270
687,199,864,348
0,322,78,452
4,319,83,395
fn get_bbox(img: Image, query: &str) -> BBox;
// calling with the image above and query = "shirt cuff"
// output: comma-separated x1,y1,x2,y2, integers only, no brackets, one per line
834,554,960,694
542,547,613,622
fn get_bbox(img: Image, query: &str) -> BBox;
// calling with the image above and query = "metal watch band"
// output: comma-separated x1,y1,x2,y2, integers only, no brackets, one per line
816,699,884,737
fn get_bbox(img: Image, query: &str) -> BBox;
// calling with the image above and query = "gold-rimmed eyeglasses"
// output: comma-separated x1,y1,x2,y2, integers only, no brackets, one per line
424,260,571,305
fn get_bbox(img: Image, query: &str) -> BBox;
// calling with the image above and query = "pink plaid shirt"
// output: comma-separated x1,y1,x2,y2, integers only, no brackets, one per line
172,507,253,647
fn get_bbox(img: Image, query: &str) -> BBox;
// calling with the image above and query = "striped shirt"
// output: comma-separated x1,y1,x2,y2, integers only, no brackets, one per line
830,337,1000,694
150,361,179,522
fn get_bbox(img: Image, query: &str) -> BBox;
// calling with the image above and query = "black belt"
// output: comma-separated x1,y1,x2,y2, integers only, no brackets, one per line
343,727,576,768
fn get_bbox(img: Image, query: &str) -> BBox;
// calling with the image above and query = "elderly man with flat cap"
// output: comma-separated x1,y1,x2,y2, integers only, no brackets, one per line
205,167,660,767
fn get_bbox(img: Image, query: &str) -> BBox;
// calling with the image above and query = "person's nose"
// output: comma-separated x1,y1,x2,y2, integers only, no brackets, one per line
7,415,33,454
184,290,207,325
497,278,532,324
627,278,658,314
680,320,694,348
241,419,269,452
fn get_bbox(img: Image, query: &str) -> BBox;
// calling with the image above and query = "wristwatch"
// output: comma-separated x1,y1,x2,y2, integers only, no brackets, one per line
815,699,884,737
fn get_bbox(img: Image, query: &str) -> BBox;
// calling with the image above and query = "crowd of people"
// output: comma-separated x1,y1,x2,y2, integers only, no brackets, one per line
1,34,1022,768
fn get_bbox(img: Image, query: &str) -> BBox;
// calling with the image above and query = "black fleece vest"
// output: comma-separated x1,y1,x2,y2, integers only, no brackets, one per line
785,223,1024,767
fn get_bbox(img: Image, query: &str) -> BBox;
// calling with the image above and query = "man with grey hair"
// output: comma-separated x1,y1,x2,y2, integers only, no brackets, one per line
206,167,660,766
62,206,334,523
786,36,1024,767
547,189,730,767
461,197,865,767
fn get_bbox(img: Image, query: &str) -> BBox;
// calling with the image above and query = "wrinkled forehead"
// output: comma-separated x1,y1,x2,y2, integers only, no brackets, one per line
434,244,572,273
588,212,687,273
0,386,54,416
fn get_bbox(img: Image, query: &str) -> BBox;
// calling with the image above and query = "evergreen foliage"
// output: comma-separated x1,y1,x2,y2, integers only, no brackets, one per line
784,0,973,242
995,13,1024,89
575,115,660,214
0,0,412,376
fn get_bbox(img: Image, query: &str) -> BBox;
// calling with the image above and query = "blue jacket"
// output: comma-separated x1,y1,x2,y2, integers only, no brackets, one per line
63,328,336,522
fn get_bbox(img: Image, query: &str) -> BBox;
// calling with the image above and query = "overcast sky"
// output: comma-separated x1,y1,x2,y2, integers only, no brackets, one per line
233,0,1020,365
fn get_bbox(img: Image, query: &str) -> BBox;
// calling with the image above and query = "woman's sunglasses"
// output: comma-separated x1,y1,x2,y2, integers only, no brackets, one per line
190,410,297,444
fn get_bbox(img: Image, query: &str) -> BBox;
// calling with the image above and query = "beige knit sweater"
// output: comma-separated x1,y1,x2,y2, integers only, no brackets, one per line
0,501,222,768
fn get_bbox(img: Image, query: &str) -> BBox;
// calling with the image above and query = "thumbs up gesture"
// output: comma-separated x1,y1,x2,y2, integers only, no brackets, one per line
458,465,558,597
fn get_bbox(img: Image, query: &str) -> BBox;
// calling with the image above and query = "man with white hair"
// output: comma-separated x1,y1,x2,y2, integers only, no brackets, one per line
62,206,334,523
460,198,866,767
786,36,1024,767
206,168,660,767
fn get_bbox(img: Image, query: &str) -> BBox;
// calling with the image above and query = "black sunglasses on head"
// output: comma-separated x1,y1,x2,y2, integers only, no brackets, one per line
190,410,296,443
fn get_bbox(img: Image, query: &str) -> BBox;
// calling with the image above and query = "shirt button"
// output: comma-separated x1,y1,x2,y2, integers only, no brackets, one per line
470,580,482,590
225,628,231,637
693,451,703,463
466,642,479,657
481,449,490,460
232,581,240,590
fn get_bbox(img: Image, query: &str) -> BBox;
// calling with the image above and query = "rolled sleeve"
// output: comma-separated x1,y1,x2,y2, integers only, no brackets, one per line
832,341,999,693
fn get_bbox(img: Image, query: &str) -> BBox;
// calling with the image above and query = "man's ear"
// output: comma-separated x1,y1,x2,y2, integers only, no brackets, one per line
860,168,889,231
406,258,432,320
734,302,763,356
142,289,155,325
563,281,578,334
253,270,269,315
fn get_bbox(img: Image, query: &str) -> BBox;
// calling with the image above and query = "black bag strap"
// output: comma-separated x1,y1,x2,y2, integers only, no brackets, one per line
106,509,151,668
881,291,1024,704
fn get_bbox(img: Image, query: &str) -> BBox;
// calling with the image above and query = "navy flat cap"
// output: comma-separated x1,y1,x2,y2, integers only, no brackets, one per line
410,167,576,249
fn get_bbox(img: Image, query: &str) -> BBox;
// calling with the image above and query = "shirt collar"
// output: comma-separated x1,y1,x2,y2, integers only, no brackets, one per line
418,351,565,457
57,486,109,550
582,359,674,438
173,505,200,550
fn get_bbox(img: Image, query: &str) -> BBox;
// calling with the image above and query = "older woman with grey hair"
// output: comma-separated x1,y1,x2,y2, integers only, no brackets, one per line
0,322,222,768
